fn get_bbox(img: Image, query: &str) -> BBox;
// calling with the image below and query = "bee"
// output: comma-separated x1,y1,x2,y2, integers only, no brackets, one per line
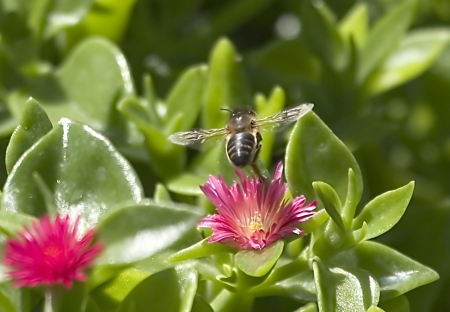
168,103,314,179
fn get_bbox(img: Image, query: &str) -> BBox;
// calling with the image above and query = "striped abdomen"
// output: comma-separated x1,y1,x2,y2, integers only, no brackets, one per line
226,132,257,167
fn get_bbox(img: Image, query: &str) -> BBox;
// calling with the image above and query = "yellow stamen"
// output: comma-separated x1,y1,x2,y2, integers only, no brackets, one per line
247,212,263,232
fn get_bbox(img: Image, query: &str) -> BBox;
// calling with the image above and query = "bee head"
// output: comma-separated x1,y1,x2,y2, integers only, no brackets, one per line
220,107,256,118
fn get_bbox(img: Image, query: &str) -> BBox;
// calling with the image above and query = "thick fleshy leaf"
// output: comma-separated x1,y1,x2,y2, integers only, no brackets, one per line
202,38,251,129
313,258,380,312
168,238,235,263
313,181,344,231
191,294,214,312
235,240,284,277
367,28,450,95
0,211,36,236
166,173,206,196
297,209,328,234
357,1,415,82
249,257,316,301
5,98,52,174
379,295,410,312
352,182,414,240
328,241,439,300
301,0,347,71
295,302,318,312
341,168,358,228
66,0,137,44
338,2,368,48
153,184,172,203
118,96,185,178
0,282,31,312
1,119,143,230
90,267,150,311
165,65,207,131
249,39,321,81
115,268,183,312
40,0,94,38
7,38,139,147
286,112,362,204
96,203,202,265
254,87,285,166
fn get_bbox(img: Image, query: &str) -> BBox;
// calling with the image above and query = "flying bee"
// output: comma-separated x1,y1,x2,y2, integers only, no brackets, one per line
168,103,314,179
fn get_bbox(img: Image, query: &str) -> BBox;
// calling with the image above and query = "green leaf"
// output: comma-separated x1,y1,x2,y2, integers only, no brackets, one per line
294,302,318,312
202,38,251,129
338,2,368,48
90,267,150,311
298,209,328,234
0,211,36,236
313,258,380,312
0,282,31,312
191,294,214,312
357,1,415,82
141,74,161,127
165,65,207,131
115,268,193,312
235,240,284,277
118,97,185,178
378,295,410,312
286,112,362,204
255,87,285,166
1,119,144,228
301,0,347,71
7,37,139,148
329,241,439,300
366,306,385,312
42,0,94,38
5,98,52,174
166,173,206,196
153,183,172,203
313,181,345,231
249,257,316,301
352,181,415,240
341,169,358,229
168,238,235,263
96,203,202,265
249,39,321,81
367,28,450,95
66,0,137,44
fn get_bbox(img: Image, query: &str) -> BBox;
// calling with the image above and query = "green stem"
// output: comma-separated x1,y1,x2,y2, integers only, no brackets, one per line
211,289,254,312
44,289,54,312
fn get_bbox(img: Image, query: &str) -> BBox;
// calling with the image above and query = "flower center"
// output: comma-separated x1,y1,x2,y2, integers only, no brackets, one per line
247,212,263,233
43,244,62,259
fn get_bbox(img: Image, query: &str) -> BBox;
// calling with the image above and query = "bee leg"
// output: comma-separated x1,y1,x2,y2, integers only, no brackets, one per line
252,163,266,182
252,132,265,181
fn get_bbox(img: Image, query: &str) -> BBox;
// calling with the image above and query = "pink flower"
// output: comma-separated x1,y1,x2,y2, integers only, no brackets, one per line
198,162,316,250
3,214,102,288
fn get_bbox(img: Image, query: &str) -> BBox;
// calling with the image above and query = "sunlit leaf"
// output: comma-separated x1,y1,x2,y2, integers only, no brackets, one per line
235,240,284,277
5,98,52,174
367,28,450,94
1,119,143,230
286,112,362,204
96,203,202,265
202,38,251,129
329,241,439,300
353,182,414,240
357,1,415,82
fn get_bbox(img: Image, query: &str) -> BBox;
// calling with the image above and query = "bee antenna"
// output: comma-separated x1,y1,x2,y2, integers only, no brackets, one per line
220,108,233,113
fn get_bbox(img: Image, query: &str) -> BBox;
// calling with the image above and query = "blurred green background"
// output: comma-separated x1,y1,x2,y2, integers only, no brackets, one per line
1,0,449,310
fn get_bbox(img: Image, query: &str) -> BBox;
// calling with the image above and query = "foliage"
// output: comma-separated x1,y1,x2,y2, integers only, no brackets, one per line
0,0,449,311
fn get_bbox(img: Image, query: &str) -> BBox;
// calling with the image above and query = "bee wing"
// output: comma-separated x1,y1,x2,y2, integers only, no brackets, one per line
256,103,314,131
168,128,227,146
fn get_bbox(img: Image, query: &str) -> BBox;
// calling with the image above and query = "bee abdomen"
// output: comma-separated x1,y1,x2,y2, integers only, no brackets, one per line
226,132,256,167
